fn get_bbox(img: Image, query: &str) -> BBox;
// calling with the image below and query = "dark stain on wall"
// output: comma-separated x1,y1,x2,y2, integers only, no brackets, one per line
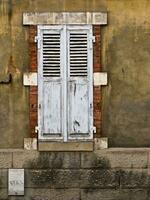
8,0,12,22
90,155,111,169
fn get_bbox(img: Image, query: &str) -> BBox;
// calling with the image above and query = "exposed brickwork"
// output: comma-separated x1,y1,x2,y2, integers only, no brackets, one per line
28,25,102,138
29,26,38,137
93,25,102,137
93,25,101,72
29,26,37,72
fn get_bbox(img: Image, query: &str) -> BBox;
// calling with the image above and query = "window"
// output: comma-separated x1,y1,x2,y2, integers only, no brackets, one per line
37,25,93,142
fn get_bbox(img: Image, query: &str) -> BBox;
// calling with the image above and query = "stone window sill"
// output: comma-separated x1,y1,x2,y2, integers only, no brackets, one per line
38,141,93,152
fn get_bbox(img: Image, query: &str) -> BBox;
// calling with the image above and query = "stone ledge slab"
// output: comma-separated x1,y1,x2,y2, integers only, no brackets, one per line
38,141,93,151
13,151,80,169
81,150,148,169
23,12,107,25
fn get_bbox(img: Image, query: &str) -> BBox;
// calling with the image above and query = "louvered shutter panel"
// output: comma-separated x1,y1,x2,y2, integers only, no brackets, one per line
67,26,93,139
38,26,63,139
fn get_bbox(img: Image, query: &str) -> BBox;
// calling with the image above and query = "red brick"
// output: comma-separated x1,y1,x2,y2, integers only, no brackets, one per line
29,26,38,137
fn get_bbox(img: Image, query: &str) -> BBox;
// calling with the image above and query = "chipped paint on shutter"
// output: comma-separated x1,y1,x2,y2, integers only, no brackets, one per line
38,25,64,140
38,25,93,141
67,25,93,140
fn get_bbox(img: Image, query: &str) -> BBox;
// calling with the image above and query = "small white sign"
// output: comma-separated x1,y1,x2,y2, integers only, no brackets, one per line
8,169,24,196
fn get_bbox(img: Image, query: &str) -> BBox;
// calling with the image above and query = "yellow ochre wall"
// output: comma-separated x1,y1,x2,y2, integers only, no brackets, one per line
0,0,150,147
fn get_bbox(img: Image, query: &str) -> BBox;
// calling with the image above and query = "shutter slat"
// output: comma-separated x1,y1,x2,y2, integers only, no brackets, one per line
69,32,88,77
42,33,61,78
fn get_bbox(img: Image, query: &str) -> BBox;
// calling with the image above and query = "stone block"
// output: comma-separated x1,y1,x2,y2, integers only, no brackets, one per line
23,12,107,25
24,138,37,150
81,152,111,169
146,152,150,168
13,151,39,168
38,141,93,151
13,151,80,169
0,169,7,188
25,188,50,200
0,152,12,168
81,189,148,200
50,189,80,200
120,169,150,188
31,152,80,169
0,188,8,199
9,197,29,200
94,138,108,150
25,169,80,188
80,169,119,188
81,149,148,169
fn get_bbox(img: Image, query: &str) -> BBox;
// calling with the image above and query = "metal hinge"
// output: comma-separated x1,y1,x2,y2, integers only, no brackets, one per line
92,36,95,43
35,126,39,133
34,36,41,49
89,36,95,49
93,126,96,134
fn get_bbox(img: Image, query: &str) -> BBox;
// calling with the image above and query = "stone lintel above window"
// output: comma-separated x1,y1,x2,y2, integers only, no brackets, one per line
23,12,107,25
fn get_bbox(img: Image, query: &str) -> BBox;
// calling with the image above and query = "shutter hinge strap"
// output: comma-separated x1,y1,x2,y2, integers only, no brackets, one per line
92,36,95,43
35,36,41,49
93,126,96,133
35,126,39,133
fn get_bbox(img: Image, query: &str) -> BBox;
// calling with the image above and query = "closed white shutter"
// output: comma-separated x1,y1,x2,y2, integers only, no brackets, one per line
38,25,93,141
67,26,93,140
38,26,64,140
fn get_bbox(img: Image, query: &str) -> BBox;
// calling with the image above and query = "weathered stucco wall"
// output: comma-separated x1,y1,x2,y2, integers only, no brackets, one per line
0,0,150,147
102,0,150,147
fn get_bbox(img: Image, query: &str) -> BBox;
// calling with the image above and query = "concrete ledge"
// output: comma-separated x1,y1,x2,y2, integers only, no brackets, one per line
38,141,93,152
23,12,107,25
